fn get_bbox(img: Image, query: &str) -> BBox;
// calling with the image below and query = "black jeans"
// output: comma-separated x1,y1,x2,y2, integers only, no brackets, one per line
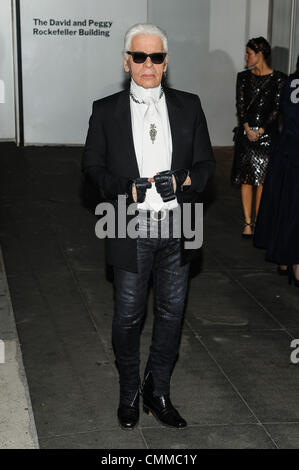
112,210,190,405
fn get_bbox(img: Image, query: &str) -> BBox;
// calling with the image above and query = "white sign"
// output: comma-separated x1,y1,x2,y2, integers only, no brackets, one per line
20,0,147,144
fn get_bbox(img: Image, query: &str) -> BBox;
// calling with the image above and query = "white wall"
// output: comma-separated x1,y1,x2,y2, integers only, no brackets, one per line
248,0,270,38
0,0,15,140
208,0,247,145
270,0,293,74
0,0,270,145
148,0,270,146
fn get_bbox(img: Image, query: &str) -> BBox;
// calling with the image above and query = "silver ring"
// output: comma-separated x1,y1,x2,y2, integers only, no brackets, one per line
151,209,167,221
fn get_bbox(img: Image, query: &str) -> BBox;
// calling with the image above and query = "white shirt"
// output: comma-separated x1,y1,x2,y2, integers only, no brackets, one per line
129,79,178,210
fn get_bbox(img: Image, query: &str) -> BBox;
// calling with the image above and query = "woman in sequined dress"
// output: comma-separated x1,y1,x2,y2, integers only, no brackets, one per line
232,37,286,237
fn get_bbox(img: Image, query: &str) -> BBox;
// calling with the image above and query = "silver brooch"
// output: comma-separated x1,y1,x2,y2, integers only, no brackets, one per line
149,124,157,144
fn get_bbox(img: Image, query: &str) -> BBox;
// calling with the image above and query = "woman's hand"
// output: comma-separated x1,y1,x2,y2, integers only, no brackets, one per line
246,129,260,142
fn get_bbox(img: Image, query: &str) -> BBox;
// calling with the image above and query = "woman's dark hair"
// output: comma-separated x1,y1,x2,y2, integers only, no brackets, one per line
246,36,271,60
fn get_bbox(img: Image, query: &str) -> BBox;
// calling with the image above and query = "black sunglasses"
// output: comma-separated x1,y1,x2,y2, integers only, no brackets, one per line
126,51,167,64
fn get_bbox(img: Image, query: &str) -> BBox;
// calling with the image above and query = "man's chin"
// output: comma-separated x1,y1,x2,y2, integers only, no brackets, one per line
141,81,160,88
137,79,160,89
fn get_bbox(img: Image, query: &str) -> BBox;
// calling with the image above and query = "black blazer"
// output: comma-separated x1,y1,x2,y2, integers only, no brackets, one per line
82,86,215,272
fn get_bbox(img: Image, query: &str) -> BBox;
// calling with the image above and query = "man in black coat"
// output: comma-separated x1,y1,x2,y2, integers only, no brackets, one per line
82,23,215,429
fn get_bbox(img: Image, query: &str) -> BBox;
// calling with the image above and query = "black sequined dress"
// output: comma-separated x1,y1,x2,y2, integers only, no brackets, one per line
232,70,286,186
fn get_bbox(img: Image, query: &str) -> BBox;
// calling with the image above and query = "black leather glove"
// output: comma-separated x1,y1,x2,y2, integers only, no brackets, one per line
154,171,176,202
154,169,189,202
128,178,152,203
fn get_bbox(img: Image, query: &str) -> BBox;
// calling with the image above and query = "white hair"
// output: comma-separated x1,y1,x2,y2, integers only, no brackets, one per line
123,23,168,59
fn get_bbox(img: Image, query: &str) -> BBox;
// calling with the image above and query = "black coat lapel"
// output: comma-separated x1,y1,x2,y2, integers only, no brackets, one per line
164,88,184,170
114,89,140,178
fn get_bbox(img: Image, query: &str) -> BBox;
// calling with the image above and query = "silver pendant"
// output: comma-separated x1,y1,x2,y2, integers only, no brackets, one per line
149,124,157,144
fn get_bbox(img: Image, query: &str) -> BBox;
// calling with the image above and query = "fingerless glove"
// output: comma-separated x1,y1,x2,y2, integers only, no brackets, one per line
128,178,152,203
154,169,189,202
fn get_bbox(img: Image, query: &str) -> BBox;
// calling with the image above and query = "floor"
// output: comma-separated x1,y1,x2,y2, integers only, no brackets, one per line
0,142,299,449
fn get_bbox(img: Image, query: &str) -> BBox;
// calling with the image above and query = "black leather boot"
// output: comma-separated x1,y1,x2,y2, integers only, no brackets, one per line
117,390,140,429
141,372,187,428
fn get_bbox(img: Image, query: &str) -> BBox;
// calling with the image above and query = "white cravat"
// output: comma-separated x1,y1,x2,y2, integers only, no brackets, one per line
141,95,169,211
129,79,178,211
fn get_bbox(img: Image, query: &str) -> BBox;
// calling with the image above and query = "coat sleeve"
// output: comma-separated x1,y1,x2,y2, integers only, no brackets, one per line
188,96,216,193
81,100,131,201
260,74,286,131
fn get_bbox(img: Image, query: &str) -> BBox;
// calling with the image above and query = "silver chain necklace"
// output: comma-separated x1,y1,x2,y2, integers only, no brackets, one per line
129,88,164,104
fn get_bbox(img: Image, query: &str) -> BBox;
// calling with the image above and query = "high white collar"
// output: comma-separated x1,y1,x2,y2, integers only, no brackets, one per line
130,78,161,103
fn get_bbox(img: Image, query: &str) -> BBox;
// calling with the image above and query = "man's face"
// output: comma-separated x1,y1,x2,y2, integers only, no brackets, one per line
124,34,167,89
